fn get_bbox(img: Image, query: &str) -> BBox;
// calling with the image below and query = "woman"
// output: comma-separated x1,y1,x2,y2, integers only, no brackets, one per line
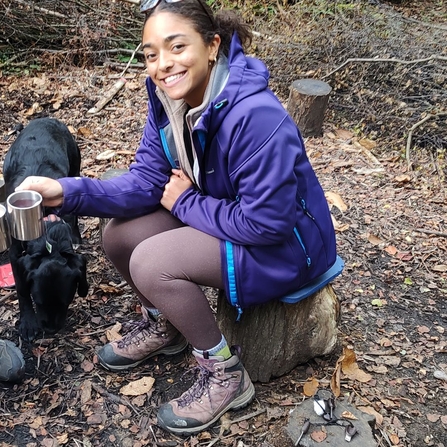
17,0,337,435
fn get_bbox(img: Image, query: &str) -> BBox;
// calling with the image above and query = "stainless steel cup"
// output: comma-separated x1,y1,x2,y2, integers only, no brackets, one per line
0,204,11,251
7,191,45,241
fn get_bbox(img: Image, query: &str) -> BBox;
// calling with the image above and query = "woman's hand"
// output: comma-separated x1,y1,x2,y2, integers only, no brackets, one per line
161,169,193,211
15,176,64,207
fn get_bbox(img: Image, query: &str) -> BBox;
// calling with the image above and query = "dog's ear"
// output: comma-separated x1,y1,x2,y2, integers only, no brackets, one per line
66,253,89,297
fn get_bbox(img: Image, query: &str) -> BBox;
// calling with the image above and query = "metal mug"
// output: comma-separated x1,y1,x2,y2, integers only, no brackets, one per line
0,204,11,251
7,191,45,241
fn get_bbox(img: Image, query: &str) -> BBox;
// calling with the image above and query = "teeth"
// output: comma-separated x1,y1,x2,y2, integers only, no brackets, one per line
164,73,183,84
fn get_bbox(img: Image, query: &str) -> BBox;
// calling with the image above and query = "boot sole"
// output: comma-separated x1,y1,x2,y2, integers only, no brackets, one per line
98,338,189,372
158,381,256,436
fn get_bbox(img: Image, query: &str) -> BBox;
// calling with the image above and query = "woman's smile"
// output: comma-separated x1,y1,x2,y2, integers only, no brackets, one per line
162,71,187,86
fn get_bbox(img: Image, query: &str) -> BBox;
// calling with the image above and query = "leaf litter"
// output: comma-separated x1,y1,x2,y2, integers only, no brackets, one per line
1,1,447,446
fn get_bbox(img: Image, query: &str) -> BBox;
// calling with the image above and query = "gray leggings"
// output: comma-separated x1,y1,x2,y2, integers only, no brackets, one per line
102,208,224,350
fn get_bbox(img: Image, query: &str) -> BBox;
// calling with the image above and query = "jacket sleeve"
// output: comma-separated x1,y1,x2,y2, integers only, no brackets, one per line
57,109,172,218
171,105,308,246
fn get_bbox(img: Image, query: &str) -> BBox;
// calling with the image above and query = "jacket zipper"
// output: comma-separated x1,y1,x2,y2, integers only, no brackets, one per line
225,240,243,320
293,228,312,268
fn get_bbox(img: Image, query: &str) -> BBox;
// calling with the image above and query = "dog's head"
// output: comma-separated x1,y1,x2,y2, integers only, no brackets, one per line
16,221,88,335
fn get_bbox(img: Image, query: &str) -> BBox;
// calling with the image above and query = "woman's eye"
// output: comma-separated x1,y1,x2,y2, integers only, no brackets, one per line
172,44,185,52
146,53,157,61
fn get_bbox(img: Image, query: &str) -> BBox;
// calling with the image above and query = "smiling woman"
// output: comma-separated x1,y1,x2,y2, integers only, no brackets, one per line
15,0,337,438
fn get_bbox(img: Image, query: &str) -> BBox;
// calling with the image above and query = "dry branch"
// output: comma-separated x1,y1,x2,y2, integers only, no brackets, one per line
14,0,67,18
322,55,447,80
86,43,141,115
406,112,447,170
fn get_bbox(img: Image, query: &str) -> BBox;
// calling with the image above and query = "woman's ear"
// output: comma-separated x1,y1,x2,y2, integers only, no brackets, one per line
210,33,221,62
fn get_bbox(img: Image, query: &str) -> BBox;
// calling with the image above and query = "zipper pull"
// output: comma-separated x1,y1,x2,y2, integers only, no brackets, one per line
301,198,315,220
235,306,243,322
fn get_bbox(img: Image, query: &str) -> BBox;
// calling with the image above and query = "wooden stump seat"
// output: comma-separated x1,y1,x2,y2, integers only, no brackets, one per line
217,256,344,382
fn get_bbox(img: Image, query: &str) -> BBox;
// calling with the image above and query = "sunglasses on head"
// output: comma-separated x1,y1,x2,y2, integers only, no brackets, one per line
140,0,214,25
140,0,213,23
140,0,181,12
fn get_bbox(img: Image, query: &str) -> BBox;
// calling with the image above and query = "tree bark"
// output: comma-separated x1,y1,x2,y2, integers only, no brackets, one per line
287,79,332,137
216,284,340,382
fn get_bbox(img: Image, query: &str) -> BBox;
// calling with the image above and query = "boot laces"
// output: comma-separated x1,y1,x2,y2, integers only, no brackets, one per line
178,366,227,408
117,317,163,348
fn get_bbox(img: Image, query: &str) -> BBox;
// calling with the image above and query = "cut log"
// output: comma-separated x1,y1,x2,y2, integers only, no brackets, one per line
216,284,340,383
287,79,332,137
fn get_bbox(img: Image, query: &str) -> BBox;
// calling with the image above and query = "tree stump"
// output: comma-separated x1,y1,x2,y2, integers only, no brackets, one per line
287,79,332,137
216,284,340,382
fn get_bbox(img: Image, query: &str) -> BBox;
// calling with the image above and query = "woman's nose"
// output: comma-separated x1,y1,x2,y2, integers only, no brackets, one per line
159,52,174,71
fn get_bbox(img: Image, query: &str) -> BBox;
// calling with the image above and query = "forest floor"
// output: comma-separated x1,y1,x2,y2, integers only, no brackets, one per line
0,1,446,446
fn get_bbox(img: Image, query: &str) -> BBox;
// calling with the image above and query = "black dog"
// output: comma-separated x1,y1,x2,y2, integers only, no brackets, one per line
3,117,88,341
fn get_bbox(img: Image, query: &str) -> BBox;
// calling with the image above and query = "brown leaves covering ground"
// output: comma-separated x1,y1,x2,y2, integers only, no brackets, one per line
0,2,447,446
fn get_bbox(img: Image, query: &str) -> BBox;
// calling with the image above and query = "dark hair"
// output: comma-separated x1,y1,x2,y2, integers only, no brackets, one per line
143,0,252,56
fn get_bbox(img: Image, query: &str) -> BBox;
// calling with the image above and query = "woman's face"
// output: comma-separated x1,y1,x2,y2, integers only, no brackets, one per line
142,12,220,108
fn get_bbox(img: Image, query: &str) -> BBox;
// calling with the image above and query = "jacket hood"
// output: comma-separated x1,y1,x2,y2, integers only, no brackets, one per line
199,33,270,136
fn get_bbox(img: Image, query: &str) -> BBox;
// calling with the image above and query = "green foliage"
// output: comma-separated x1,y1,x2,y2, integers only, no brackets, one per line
116,55,138,64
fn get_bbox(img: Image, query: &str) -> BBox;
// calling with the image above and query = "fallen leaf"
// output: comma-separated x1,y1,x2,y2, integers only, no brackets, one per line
81,360,95,373
25,102,43,116
331,215,350,232
310,429,327,442
78,127,93,137
106,322,123,342
96,149,116,160
341,411,358,420
120,377,155,396
367,233,385,246
341,347,373,383
396,252,413,261
394,174,411,183
325,191,348,212
427,413,440,422
303,377,319,397
371,298,384,307
358,406,383,426
389,433,400,445
331,355,343,397
433,264,447,272
41,438,59,447
358,138,377,150
56,433,69,445
334,128,354,140
80,379,92,405
384,245,398,255
87,413,106,425
29,416,43,429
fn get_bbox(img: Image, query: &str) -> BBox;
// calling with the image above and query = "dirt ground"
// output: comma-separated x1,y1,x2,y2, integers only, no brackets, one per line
0,1,446,446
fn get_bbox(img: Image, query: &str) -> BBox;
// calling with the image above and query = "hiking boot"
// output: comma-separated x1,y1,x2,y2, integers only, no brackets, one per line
97,309,188,371
157,346,255,435
0,339,25,382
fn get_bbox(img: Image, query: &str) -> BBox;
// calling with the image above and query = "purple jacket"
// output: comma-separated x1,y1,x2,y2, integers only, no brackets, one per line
58,35,337,313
